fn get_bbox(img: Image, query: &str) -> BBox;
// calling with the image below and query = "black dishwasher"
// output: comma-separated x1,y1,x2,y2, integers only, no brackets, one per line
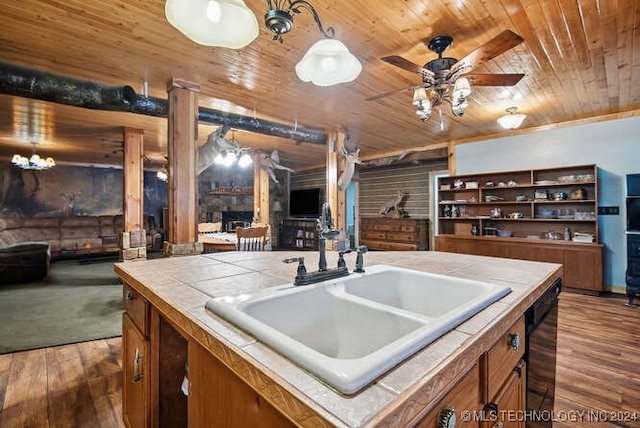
525,278,561,427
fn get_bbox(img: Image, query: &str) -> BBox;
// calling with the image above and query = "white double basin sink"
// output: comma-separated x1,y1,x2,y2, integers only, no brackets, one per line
205,265,511,394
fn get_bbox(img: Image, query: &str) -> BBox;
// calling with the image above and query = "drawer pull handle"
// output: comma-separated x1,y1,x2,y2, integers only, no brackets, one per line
437,407,456,428
508,332,521,351
125,290,134,302
133,348,143,382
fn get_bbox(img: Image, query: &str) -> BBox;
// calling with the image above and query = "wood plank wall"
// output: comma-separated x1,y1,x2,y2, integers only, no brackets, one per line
358,161,448,218
290,169,326,192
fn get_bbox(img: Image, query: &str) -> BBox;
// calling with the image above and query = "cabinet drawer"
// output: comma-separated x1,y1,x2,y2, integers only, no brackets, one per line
386,232,418,243
371,223,402,232
123,283,149,337
485,316,525,401
361,239,419,251
362,231,387,240
399,224,417,233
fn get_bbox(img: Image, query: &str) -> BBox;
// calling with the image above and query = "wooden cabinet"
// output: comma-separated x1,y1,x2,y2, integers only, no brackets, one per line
437,164,598,242
122,284,293,428
482,361,526,428
122,284,149,428
415,317,526,428
279,218,318,250
188,341,294,427
414,363,482,427
482,317,526,428
360,218,429,251
435,164,602,293
435,235,602,292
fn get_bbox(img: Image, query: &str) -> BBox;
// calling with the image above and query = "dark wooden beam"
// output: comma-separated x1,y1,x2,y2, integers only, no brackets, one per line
0,61,327,145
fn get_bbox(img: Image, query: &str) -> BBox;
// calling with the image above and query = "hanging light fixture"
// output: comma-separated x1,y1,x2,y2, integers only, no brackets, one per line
213,131,253,168
11,142,55,170
164,0,259,49
497,106,527,129
164,0,361,85
264,0,362,86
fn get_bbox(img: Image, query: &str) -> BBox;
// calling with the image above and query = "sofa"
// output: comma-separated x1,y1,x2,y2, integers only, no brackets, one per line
0,214,162,260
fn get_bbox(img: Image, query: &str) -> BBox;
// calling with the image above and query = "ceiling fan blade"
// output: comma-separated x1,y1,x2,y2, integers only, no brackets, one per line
381,55,432,76
465,73,525,86
451,30,524,73
366,85,420,102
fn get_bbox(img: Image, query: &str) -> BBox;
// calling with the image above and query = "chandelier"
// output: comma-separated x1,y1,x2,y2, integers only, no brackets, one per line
213,132,253,168
11,142,55,170
411,76,471,122
497,106,527,129
164,0,362,86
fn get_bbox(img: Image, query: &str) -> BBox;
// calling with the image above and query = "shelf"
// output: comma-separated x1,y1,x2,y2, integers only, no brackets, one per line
437,164,598,244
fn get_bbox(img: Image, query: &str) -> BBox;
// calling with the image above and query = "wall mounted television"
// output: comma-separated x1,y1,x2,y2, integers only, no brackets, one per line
627,197,640,232
289,188,323,218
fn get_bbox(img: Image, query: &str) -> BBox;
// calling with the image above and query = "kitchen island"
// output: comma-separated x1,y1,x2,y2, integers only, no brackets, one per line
114,250,561,427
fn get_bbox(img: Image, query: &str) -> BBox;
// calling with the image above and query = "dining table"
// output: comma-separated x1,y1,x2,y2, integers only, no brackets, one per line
198,232,237,252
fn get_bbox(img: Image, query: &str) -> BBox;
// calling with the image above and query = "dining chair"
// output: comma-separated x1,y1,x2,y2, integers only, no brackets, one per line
235,226,268,251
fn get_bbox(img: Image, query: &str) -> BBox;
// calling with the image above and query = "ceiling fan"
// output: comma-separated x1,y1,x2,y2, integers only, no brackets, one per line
368,30,525,121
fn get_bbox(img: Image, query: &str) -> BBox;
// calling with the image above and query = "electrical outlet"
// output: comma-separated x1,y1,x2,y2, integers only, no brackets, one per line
597,206,619,215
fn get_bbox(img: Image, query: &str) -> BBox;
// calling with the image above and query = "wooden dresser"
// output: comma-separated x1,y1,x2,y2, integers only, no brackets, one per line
360,218,429,251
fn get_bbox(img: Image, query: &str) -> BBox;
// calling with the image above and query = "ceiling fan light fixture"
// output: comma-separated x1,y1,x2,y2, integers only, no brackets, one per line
295,39,362,86
165,0,259,49
452,77,471,98
412,87,428,105
497,106,527,129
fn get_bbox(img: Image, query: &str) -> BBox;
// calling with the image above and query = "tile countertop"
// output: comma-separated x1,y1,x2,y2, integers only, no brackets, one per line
114,250,562,427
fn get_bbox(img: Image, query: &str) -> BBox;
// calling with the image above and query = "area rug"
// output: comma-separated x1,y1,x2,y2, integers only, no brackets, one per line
0,258,123,354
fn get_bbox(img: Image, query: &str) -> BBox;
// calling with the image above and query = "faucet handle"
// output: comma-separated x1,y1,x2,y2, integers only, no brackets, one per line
337,249,351,268
354,246,367,273
283,257,307,277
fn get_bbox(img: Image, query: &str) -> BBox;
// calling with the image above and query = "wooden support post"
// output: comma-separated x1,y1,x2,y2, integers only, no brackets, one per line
448,141,456,175
253,154,270,226
120,127,146,261
164,79,202,256
326,129,346,231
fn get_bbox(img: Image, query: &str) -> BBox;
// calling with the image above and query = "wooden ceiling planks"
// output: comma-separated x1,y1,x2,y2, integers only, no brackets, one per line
0,0,639,170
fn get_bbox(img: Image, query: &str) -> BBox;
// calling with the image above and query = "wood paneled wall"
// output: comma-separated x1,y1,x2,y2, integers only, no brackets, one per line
358,161,448,218
290,169,326,192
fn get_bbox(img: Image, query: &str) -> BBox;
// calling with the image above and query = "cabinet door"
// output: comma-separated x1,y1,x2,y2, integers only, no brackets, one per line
414,363,482,428
123,313,149,428
563,248,601,291
483,360,526,428
188,341,294,427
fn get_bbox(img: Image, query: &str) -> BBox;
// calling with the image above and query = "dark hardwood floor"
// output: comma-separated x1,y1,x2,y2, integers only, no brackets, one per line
0,293,638,427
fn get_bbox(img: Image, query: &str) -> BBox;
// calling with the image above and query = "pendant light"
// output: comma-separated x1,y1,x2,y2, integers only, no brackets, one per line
165,0,259,49
295,39,362,87
497,107,527,129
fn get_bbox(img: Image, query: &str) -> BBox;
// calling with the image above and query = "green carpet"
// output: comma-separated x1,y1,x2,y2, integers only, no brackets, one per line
0,258,123,354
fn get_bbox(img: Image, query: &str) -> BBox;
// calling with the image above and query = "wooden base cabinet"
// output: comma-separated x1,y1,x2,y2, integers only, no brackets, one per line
414,317,526,427
435,236,602,292
188,341,294,427
123,313,149,428
360,218,429,251
122,284,150,428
